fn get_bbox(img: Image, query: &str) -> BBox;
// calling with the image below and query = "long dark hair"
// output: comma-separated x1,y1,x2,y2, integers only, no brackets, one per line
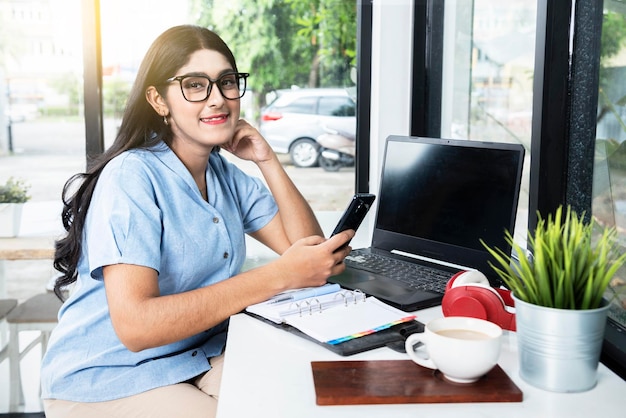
53,25,239,299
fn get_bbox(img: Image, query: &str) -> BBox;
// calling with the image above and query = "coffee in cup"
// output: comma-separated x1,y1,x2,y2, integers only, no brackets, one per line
404,316,502,383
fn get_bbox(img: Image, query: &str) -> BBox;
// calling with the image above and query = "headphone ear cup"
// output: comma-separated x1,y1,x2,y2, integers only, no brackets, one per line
442,290,489,320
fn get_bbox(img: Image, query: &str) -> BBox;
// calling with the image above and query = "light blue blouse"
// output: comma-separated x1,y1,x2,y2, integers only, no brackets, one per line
40,142,278,402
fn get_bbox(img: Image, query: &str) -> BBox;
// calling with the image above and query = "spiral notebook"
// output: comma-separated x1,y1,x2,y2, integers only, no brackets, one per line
245,286,416,345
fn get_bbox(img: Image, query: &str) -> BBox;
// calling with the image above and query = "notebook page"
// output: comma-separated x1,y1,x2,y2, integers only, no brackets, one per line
285,297,416,344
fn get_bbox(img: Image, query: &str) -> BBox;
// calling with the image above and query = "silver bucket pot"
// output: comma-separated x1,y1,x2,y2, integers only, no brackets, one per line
513,295,609,393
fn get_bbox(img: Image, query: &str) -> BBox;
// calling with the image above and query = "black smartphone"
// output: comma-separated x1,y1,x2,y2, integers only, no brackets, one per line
331,193,376,240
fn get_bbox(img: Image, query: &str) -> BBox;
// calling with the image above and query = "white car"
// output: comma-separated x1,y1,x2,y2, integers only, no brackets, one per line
259,88,356,167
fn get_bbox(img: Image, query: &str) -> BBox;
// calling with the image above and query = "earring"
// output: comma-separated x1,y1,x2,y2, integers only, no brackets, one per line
163,114,169,126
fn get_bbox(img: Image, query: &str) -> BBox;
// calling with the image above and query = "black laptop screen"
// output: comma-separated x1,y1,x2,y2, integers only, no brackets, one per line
376,137,524,253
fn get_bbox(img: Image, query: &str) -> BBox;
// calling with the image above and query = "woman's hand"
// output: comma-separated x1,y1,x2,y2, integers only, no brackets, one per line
222,119,274,164
269,230,355,290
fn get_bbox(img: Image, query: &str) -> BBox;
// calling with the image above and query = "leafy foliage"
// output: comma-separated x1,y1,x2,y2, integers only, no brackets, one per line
0,177,31,204
600,11,626,67
103,76,131,118
598,10,626,127
482,205,626,310
192,0,356,108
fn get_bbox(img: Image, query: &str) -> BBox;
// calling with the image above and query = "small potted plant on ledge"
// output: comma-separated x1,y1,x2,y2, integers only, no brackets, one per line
0,177,31,237
483,205,626,393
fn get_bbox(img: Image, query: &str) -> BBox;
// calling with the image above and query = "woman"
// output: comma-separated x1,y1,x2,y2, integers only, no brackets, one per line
40,25,353,418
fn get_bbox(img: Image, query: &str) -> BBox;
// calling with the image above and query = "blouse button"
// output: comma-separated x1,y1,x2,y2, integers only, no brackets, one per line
223,252,229,259
192,351,198,357
213,217,219,224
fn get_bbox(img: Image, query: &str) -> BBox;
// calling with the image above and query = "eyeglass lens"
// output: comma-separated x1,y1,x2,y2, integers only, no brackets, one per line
179,73,246,101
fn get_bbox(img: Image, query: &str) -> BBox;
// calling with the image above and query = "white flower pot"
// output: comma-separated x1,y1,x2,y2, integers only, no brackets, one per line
0,203,24,237
514,294,609,392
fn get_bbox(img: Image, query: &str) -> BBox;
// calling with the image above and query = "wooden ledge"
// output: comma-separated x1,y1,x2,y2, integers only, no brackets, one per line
0,236,56,260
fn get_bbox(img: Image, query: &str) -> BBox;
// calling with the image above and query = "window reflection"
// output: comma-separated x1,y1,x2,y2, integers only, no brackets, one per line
594,4,626,329
181,0,358,211
442,0,536,244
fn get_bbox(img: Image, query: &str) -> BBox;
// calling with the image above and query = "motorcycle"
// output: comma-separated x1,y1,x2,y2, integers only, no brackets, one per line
316,125,356,172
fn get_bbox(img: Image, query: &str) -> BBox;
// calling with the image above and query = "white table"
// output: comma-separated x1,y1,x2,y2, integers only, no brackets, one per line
217,211,626,418
218,312,626,418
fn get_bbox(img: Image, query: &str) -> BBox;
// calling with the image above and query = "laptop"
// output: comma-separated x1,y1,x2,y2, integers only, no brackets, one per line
329,135,525,312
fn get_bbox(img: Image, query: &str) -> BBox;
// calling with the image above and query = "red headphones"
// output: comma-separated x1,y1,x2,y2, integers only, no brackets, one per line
441,270,516,331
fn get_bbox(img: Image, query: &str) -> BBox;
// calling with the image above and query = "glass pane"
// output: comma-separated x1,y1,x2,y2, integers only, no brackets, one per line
318,96,356,117
98,0,357,212
0,0,85,192
273,96,318,115
0,0,86,301
203,1,357,209
0,0,359,297
593,2,626,330
441,0,537,245
100,0,192,149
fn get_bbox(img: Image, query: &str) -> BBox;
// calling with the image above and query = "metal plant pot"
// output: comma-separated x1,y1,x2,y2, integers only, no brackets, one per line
513,294,609,392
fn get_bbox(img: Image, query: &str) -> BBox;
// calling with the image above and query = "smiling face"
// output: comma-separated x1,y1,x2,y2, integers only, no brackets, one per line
146,49,241,154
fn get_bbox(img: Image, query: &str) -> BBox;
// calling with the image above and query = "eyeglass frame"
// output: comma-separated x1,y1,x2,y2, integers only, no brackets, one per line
164,71,250,102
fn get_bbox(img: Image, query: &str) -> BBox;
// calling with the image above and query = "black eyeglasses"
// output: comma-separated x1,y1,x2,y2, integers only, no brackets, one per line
165,72,249,102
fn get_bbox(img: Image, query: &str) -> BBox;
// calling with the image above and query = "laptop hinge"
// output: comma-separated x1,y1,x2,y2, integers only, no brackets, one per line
391,249,473,272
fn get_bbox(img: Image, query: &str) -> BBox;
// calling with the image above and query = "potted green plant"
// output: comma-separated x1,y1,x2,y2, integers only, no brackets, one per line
483,205,626,392
0,177,31,237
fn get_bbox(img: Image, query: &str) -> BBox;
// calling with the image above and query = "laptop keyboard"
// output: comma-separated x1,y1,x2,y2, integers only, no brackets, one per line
344,250,453,293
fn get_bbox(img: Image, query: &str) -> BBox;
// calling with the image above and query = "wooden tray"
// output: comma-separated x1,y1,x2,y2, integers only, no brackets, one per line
311,360,523,405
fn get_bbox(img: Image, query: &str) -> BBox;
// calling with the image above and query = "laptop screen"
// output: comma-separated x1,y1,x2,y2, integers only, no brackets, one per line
373,136,525,278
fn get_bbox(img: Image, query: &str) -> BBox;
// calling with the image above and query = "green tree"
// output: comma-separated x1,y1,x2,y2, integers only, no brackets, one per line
49,72,82,116
598,10,626,123
597,10,626,169
600,11,626,73
192,0,356,108
103,77,131,119
287,0,357,87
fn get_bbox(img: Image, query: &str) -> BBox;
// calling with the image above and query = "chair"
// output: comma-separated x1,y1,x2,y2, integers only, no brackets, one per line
6,292,62,412
0,298,18,358
0,299,18,409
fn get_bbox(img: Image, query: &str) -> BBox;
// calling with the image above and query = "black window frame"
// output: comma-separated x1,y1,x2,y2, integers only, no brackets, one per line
355,0,373,193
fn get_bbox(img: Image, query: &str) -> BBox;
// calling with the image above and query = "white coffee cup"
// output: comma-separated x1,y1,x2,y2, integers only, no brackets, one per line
404,316,502,383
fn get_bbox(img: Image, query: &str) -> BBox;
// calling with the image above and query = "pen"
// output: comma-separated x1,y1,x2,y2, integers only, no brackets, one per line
267,283,341,305
268,296,293,305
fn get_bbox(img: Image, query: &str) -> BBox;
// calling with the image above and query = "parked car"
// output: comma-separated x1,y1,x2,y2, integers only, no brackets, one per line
259,88,356,167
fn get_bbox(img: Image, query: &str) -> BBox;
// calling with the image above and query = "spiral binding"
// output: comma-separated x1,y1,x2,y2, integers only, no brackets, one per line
288,289,367,317
334,289,366,307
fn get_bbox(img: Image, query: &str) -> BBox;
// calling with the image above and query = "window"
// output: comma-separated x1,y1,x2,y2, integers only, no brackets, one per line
97,0,359,211
593,2,626,367
438,0,536,244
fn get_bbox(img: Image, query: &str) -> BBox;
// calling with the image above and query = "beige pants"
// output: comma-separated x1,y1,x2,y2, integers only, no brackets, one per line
44,354,224,418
